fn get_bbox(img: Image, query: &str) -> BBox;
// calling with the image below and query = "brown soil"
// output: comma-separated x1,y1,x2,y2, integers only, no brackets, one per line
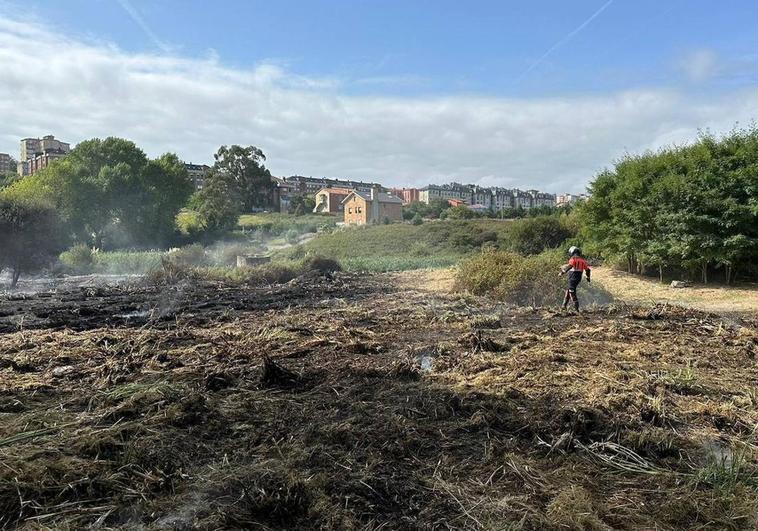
0,272,757,530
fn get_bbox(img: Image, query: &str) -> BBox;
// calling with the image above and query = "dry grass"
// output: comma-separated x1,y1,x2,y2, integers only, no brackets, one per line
593,266,758,315
0,271,757,529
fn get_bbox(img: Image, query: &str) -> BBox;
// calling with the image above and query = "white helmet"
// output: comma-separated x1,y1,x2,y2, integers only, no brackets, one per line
568,246,580,256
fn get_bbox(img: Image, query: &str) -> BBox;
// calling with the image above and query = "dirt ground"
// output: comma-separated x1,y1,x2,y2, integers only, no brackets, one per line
591,267,758,315
1,271,757,530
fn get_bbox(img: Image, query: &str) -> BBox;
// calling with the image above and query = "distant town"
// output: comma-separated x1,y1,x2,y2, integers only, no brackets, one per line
1,134,588,226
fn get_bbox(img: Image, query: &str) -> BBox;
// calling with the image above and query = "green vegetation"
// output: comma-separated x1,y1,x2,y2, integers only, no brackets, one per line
0,197,62,287
3,138,193,249
238,212,337,236
286,216,577,272
149,254,341,285
288,194,316,215
455,248,611,307
580,127,758,283
190,145,275,234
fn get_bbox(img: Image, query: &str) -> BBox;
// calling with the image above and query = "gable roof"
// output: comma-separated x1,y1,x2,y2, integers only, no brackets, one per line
341,190,403,205
316,186,353,195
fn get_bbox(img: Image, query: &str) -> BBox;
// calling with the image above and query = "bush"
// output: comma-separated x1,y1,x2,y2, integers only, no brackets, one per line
60,244,95,274
302,256,342,274
176,210,205,237
166,244,208,267
455,249,602,307
504,216,575,255
93,250,163,274
411,213,423,225
285,229,300,244
455,249,564,306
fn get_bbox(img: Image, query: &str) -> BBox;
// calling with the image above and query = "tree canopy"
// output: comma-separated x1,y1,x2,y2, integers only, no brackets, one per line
0,197,62,287
4,138,193,248
579,128,758,283
208,145,275,212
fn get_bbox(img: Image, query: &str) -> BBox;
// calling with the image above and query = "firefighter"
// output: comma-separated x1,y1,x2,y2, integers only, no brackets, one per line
559,246,591,312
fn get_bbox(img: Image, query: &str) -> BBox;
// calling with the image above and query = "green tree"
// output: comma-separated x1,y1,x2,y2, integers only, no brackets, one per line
0,197,63,287
211,145,275,211
4,138,192,248
194,175,241,234
579,127,758,283
289,195,316,216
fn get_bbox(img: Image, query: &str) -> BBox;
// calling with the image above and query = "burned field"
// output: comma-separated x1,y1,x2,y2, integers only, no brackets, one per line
1,273,757,530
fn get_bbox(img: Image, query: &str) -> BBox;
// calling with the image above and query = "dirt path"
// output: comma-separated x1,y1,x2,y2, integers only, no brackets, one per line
592,266,758,315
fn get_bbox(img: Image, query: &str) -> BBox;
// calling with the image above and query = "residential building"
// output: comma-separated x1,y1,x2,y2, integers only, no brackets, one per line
18,135,70,176
314,187,352,214
283,175,381,197
0,153,12,174
388,187,420,204
274,177,293,212
529,190,557,208
342,186,403,225
419,182,473,204
185,163,211,191
419,182,555,210
557,193,589,207
513,190,532,209
492,188,515,211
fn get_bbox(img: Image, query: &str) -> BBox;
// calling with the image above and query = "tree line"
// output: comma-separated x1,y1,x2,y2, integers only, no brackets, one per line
579,128,758,283
0,138,275,286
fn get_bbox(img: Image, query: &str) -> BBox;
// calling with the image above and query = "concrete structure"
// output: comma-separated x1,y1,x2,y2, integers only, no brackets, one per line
314,187,352,214
185,163,211,191
0,153,13,174
18,135,70,176
342,186,403,225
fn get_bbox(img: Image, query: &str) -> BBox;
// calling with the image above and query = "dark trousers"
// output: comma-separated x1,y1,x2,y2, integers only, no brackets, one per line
563,273,582,310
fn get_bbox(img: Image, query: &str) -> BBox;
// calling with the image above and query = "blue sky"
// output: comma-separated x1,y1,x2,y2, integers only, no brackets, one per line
1,1,758,191
17,0,758,95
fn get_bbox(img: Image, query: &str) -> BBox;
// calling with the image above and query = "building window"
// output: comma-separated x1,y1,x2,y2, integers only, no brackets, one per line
348,207,353,214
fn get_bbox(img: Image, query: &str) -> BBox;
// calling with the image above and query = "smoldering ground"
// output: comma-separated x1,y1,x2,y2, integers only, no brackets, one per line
0,269,756,530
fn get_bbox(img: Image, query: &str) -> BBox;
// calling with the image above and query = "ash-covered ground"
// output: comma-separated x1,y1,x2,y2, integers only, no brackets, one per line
1,271,757,530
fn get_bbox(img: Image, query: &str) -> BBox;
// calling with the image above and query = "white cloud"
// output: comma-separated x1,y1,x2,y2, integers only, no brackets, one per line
680,49,720,82
1,17,757,193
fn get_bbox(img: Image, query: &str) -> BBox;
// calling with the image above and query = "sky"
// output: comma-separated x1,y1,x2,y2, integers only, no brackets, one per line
1,1,758,192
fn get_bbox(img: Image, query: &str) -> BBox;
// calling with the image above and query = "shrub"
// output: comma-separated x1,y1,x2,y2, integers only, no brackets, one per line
93,250,163,274
456,249,596,307
302,256,342,274
411,213,423,225
504,216,575,255
285,229,300,244
60,244,95,274
176,210,205,237
166,244,208,267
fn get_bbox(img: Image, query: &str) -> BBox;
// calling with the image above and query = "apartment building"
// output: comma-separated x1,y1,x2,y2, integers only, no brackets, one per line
283,175,380,197
420,182,555,210
18,135,70,176
185,163,211,191
0,153,13,174
556,193,589,207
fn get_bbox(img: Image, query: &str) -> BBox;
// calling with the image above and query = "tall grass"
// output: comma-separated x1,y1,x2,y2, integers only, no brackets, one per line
289,220,518,271
238,213,337,236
